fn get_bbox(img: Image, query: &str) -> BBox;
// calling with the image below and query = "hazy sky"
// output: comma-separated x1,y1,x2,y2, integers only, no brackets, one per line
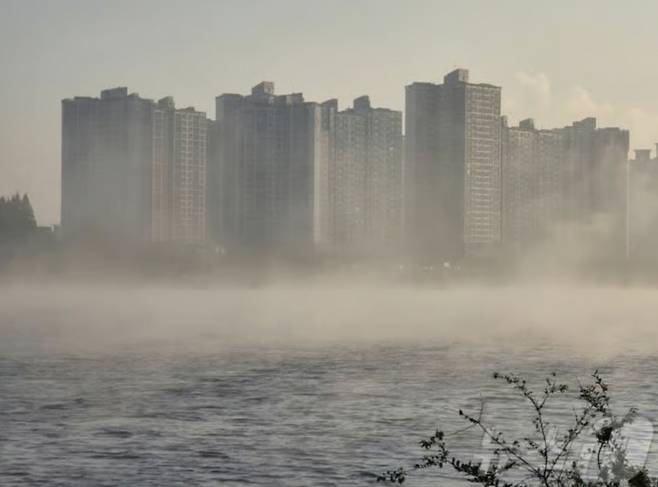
2,0,658,225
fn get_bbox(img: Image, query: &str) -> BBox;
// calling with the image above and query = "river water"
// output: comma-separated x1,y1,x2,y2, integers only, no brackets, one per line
0,283,657,486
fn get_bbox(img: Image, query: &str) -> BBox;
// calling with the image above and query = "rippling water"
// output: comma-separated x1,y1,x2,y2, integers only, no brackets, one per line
1,284,657,485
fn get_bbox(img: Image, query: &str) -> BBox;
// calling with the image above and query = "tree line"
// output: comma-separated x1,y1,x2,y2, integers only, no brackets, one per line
0,193,37,244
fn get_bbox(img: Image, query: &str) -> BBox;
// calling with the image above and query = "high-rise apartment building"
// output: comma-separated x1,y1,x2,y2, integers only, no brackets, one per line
556,118,629,257
210,82,332,252
330,96,402,256
170,104,208,243
556,118,629,222
629,147,658,261
501,118,563,248
405,69,502,261
329,98,366,251
61,95,98,240
62,88,155,243
61,88,207,244
404,81,441,259
500,116,629,257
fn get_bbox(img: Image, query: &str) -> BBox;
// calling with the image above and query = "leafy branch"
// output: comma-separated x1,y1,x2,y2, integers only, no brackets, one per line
377,371,653,486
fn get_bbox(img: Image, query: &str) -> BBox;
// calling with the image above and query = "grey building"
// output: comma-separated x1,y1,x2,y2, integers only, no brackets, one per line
629,147,658,261
330,96,402,256
405,69,502,261
62,88,156,243
152,97,209,244
500,116,629,257
556,118,629,223
61,94,98,240
210,82,332,252
330,98,366,251
61,88,207,245
501,118,563,249
556,118,629,257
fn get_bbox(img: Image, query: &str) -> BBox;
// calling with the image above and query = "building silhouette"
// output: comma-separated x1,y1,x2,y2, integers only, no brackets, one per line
61,74,636,263
629,147,658,261
61,88,208,244
500,116,629,258
153,97,208,244
62,88,156,243
405,69,502,262
210,82,333,253
501,118,563,249
556,118,628,225
329,96,402,256
555,118,629,258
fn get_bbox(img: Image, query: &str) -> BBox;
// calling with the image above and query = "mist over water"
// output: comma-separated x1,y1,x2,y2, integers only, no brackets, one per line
0,280,656,486
1,279,656,355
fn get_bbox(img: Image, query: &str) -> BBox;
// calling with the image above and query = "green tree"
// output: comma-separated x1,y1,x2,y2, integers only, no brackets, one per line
0,193,37,244
21,194,36,229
